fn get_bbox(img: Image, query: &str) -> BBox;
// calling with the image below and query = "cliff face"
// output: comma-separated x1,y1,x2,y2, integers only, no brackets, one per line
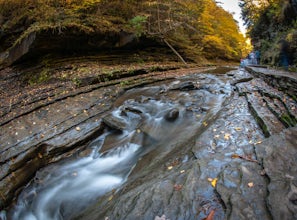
0,27,160,67
0,0,247,67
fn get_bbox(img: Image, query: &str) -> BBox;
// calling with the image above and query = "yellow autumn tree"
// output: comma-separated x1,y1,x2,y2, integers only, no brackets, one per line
199,0,247,60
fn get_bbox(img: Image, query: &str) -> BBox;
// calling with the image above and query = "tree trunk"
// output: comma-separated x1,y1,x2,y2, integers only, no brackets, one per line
163,39,187,65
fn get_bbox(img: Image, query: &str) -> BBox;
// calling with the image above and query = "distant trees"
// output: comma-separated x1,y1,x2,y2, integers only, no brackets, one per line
239,0,297,66
138,0,246,61
200,0,246,59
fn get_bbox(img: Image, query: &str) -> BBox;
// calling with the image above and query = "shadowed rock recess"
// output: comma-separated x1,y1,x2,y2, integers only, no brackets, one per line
0,66,296,220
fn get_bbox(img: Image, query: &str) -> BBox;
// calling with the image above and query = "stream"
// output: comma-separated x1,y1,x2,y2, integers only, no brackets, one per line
3,72,231,220
1,67,297,220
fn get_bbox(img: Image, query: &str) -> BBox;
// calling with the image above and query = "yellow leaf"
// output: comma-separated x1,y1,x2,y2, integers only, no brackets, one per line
235,127,242,131
208,178,218,187
167,166,173,170
231,154,240,159
224,133,231,140
211,178,218,187
108,195,113,201
203,121,208,126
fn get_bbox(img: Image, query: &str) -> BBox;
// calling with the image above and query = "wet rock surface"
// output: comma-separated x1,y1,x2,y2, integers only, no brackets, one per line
0,65,297,219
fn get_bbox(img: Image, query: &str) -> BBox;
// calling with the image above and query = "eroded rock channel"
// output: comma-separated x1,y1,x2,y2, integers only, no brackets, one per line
0,67,296,220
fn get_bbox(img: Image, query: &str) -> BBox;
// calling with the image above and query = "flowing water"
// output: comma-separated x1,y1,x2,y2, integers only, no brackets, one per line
5,74,231,220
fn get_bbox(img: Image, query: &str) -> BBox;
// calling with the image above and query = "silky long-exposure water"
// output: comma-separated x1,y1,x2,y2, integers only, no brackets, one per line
5,75,230,220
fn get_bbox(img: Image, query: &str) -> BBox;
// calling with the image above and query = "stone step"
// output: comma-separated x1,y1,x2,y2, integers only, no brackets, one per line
246,92,286,137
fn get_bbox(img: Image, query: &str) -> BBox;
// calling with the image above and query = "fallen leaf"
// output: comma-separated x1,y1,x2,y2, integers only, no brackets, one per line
203,209,216,220
224,133,231,140
231,154,259,163
248,182,254,188
167,166,173,170
235,127,242,131
174,184,183,191
203,121,208,127
208,178,218,188
259,169,266,176
180,170,185,174
255,140,262,145
231,154,240,159
38,153,43,159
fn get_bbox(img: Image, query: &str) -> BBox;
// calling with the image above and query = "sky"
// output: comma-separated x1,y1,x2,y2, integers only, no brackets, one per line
219,0,246,34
